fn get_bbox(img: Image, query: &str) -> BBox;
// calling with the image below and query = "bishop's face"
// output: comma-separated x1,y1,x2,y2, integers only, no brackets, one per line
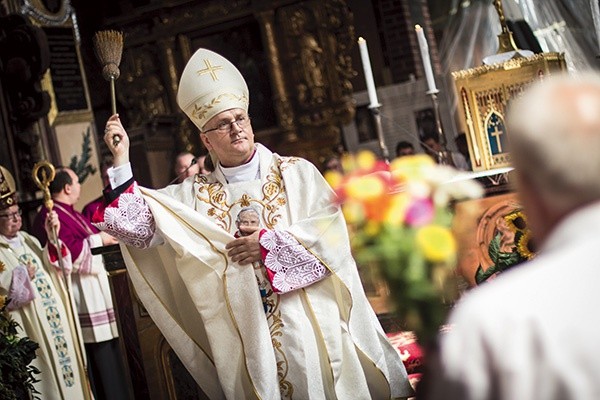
0,205,22,238
200,108,255,168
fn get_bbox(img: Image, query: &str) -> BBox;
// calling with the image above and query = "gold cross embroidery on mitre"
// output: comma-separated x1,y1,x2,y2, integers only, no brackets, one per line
196,59,223,81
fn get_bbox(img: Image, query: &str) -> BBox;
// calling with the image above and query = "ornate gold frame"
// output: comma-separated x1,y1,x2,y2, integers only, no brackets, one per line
452,53,567,171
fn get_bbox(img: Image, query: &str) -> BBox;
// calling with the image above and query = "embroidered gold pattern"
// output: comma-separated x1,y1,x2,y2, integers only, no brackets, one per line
197,181,233,231
0,260,5,272
195,161,290,231
195,156,297,393
192,93,249,125
278,156,300,172
196,59,223,81
265,294,293,397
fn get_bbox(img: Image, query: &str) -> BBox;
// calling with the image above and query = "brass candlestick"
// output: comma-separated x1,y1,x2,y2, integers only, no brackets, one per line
493,0,519,53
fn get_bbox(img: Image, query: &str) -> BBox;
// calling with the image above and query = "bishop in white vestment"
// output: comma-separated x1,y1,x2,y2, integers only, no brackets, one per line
96,48,413,399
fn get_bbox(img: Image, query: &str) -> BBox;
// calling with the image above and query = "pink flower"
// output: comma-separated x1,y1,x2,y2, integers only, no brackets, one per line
404,197,434,227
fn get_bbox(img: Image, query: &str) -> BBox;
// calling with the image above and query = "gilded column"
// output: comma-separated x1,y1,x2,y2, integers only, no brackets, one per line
256,9,298,142
157,37,181,112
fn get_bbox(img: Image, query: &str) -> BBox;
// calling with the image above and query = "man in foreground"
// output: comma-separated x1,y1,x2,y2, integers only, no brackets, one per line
423,73,600,399
95,48,413,399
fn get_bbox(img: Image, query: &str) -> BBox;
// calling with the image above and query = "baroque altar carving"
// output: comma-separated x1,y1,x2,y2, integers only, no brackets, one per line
104,0,357,164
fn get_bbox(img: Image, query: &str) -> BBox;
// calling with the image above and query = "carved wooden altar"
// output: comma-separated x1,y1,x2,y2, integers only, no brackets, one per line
102,0,357,166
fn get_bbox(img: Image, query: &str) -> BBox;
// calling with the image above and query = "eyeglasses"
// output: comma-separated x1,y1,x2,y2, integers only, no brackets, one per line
0,209,22,220
203,115,251,135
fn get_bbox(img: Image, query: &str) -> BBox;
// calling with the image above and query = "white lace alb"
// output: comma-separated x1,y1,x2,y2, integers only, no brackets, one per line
260,230,329,293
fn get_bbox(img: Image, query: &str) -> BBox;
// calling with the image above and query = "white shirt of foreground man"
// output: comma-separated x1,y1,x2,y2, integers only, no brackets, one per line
423,73,600,400
96,48,413,400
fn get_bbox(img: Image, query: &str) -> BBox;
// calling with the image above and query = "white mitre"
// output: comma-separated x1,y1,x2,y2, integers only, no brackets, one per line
176,48,249,130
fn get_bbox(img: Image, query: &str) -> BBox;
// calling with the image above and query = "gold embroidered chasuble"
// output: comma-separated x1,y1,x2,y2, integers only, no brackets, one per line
120,144,412,399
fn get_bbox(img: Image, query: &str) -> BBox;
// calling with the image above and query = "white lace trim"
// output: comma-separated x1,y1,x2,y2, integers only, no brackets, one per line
260,230,328,293
96,190,156,248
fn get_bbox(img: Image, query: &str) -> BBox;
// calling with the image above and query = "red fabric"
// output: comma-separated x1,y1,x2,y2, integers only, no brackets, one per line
47,241,68,263
257,229,280,293
92,183,136,224
386,331,424,374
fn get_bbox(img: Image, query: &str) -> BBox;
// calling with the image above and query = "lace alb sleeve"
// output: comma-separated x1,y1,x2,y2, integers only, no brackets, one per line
93,182,158,248
259,230,330,293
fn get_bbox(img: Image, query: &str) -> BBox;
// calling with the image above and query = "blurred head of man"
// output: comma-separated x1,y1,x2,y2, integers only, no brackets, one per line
396,141,415,157
421,135,441,159
174,152,200,183
322,156,343,174
196,155,210,175
507,72,600,246
50,168,81,205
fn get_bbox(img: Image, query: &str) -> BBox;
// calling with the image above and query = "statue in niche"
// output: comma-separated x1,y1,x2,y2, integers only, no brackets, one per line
290,9,326,106
120,50,168,126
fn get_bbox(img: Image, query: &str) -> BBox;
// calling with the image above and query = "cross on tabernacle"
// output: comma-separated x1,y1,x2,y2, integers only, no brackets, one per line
196,59,223,81
490,124,504,153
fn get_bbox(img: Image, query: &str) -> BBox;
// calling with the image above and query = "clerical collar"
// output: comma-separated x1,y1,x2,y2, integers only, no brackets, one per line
1,233,22,249
219,150,260,183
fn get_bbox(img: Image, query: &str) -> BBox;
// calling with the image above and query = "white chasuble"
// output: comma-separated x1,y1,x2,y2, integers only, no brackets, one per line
118,144,412,399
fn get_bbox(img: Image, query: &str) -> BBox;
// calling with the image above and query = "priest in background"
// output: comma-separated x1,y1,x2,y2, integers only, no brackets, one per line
95,48,413,399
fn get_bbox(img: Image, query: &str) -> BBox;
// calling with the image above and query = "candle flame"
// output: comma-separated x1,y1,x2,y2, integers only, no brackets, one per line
358,37,365,43
415,24,422,30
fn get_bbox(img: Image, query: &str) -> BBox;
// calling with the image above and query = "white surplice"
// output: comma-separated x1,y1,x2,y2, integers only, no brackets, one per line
99,144,412,399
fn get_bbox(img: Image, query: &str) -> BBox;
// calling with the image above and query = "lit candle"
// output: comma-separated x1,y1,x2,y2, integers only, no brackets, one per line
357,37,380,108
415,25,438,93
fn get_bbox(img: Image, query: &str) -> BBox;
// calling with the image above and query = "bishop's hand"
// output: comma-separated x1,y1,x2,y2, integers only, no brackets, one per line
45,210,60,238
104,114,130,166
226,229,262,265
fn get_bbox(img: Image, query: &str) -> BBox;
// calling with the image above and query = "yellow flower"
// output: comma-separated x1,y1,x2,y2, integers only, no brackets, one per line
415,225,456,263
363,220,381,237
324,170,343,190
384,193,410,226
390,154,435,182
356,150,377,170
517,231,535,260
341,153,357,173
342,200,365,224
345,175,385,201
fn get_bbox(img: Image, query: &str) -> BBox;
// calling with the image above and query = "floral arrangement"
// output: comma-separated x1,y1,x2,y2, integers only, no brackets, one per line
0,296,40,400
325,152,483,344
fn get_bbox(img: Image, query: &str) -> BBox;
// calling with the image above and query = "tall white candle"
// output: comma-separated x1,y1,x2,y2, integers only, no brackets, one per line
415,25,438,93
357,37,380,108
